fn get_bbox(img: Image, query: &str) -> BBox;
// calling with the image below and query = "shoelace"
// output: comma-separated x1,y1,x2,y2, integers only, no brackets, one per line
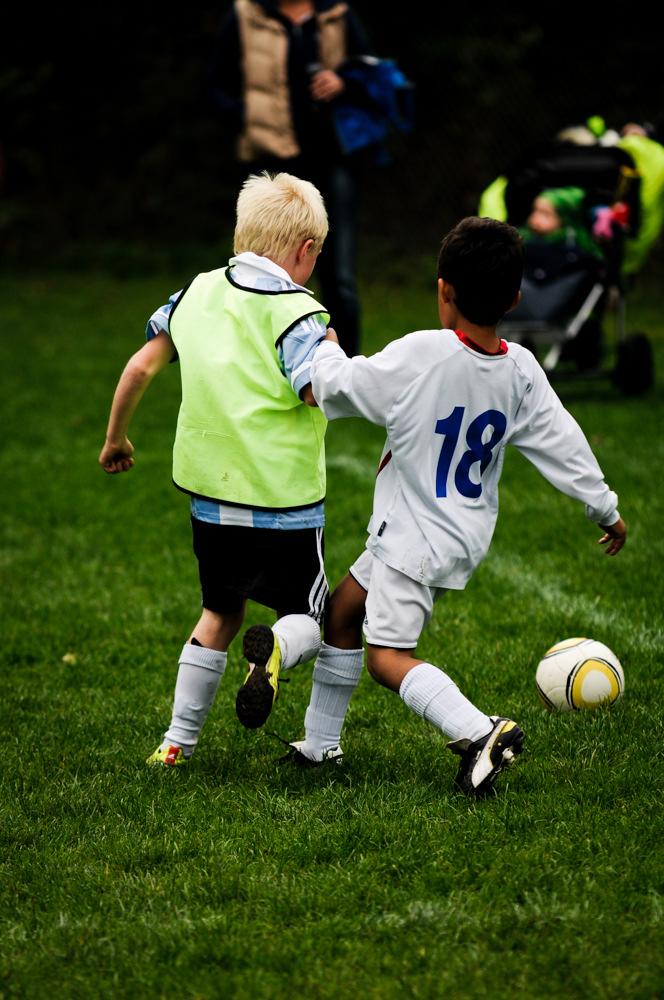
266,730,294,750
266,730,322,767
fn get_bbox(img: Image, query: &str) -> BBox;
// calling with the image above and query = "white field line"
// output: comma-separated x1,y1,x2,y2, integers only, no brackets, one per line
484,551,662,655
326,453,662,655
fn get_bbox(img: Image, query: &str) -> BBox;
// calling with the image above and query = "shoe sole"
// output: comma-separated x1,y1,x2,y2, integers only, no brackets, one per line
236,625,279,729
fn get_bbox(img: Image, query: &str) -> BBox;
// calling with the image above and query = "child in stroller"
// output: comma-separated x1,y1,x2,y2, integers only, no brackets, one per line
510,182,609,372
480,137,656,394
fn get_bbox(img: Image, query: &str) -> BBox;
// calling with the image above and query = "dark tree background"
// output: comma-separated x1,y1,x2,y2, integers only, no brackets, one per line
2,2,661,265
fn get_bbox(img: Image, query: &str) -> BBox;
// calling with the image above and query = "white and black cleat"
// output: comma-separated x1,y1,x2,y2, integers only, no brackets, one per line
277,739,344,769
448,716,525,798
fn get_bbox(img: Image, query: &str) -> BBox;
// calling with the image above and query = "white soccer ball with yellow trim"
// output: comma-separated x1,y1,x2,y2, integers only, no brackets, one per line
535,638,624,712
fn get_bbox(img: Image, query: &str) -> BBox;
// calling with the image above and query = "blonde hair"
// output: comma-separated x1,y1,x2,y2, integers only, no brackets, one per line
234,172,328,262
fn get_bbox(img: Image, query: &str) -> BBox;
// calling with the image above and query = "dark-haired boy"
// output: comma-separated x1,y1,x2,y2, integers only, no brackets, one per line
283,217,626,797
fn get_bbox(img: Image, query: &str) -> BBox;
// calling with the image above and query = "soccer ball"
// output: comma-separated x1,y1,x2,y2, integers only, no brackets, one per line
535,637,624,712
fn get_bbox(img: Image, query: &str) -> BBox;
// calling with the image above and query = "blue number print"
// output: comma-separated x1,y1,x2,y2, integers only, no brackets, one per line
434,407,464,497
435,407,507,499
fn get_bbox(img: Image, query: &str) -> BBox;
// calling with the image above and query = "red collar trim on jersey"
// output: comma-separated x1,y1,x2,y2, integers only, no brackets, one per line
455,329,507,355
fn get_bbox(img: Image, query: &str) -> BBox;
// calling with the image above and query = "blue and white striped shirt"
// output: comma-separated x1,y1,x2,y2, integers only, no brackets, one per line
147,252,327,529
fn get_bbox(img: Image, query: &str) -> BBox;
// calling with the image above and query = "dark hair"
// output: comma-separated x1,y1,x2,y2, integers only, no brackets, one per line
437,217,524,326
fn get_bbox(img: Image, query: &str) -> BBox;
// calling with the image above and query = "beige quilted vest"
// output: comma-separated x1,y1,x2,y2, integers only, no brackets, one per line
235,0,348,161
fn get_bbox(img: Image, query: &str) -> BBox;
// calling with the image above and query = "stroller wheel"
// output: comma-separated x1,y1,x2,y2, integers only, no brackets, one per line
612,332,655,396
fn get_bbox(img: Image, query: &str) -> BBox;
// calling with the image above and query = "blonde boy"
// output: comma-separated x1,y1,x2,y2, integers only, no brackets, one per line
99,172,331,765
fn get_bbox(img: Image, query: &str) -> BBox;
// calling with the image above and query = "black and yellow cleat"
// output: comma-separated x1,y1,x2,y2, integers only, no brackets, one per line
236,624,283,729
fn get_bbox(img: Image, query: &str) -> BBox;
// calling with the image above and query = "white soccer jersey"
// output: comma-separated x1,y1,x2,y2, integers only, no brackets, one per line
311,330,619,589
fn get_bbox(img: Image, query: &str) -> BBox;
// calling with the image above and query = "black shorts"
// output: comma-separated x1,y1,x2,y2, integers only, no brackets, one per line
191,518,328,621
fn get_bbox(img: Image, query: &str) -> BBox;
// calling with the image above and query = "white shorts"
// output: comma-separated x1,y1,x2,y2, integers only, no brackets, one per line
349,549,446,649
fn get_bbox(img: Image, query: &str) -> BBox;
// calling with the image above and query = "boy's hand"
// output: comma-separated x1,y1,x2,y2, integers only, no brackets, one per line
597,517,626,555
300,383,317,407
324,327,340,345
99,437,135,474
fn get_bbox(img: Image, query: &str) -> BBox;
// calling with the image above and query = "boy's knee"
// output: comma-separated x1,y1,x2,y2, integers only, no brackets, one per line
366,646,390,682
367,646,419,693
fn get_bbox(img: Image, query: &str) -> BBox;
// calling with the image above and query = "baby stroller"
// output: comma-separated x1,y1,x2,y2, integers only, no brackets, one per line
483,141,655,395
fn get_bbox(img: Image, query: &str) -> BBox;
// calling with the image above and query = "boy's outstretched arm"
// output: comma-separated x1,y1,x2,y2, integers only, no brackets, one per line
299,328,340,407
511,362,627,556
99,331,176,474
598,517,627,555
311,327,421,425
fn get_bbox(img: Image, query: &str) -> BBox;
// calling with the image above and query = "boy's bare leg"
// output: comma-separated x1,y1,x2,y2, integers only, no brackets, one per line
190,607,245,651
291,573,366,762
367,645,524,797
367,646,525,797
325,573,367,649
365,646,421,691
148,606,245,765
367,645,493,744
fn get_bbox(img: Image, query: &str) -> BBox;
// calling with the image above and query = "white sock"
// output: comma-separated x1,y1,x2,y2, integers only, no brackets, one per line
163,643,227,752
399,662,492,743
272,614,321,670
301,644,364,753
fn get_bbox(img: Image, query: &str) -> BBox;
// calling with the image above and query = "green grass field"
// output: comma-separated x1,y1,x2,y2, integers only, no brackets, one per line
1,263,663,999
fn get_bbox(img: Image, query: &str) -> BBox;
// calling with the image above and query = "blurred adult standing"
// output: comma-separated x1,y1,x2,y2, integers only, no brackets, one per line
211,0,375,356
